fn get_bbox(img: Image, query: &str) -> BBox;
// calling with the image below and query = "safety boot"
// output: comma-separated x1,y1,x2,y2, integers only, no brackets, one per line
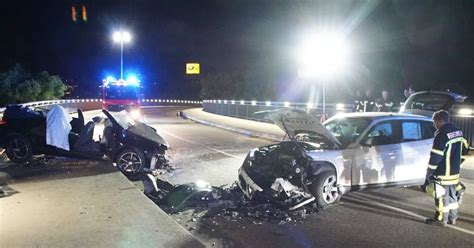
448,219,456,225
425,218,447,227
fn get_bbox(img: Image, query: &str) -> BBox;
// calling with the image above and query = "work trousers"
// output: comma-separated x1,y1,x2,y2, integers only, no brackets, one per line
434,184,459,222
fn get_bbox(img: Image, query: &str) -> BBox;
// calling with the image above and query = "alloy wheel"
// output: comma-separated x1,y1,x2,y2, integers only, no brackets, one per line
118,152,142,173
322,175,339,204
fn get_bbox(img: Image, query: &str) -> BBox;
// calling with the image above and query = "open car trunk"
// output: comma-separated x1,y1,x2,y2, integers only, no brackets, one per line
400,91,467,117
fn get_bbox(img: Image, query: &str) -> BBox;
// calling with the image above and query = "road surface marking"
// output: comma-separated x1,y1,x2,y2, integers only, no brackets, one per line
348,194,474,236
155,128,242,160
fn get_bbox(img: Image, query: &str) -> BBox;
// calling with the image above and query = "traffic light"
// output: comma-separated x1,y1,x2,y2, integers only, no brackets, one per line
71,5,77,22
82,5,87,22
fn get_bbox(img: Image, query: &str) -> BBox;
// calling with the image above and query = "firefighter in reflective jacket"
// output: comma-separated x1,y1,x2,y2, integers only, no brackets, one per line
424,110,469,226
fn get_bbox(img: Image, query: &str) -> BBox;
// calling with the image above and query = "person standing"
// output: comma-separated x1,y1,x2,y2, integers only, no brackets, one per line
354,90,365,112
374,89,394,112
361,89,375,112
404,85,416,99
424,110,469,226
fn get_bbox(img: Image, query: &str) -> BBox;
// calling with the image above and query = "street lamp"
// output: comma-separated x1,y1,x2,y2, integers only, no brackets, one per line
112,31,132,79
296,31,350,115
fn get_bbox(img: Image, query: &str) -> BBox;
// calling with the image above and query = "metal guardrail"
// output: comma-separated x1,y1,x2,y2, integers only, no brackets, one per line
141,99,202,105
0,99,103,114
203,99,474,147
202,100,353,121
0,98,203,115
452,115,474,148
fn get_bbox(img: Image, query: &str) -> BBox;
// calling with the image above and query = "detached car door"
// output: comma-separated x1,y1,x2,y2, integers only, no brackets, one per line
397,120,434,183
353,121,403,186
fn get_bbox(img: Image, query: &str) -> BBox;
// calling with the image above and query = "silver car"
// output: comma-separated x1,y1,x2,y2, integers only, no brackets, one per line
238,109,435,210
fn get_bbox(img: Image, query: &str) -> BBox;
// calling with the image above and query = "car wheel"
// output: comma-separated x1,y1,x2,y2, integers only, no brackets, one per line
310,171,340,208
116,148,146,178
5,135,33,163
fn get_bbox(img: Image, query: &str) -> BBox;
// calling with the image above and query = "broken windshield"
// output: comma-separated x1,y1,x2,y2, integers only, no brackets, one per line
324,117,371,147
109,110,136,129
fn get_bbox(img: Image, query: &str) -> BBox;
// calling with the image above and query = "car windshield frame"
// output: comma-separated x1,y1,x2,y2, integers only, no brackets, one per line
324,117,372,148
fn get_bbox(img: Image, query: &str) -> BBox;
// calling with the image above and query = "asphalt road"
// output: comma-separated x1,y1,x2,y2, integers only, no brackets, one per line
141,106,474,248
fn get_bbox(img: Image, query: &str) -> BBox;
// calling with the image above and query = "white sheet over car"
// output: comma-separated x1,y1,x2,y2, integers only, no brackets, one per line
46,105,72,151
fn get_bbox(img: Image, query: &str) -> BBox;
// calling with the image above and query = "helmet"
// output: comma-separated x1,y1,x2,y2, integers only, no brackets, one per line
426,182,445,198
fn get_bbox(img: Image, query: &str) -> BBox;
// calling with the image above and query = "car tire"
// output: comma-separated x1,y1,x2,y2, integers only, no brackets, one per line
5,134,33,163
116,147,146,178
310,171,341,208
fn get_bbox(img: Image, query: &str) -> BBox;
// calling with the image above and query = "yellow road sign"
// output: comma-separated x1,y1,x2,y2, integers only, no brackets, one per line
186,63,200,74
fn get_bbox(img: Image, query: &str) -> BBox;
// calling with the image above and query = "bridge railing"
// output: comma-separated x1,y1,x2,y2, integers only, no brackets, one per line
202,99,474,147
202,100,353,121
0,98,202,114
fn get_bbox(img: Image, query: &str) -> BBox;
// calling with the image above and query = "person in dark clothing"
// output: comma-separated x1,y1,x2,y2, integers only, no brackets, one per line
354,90,365,112
424,110,469,226
403,85,416,99
374,89,394,112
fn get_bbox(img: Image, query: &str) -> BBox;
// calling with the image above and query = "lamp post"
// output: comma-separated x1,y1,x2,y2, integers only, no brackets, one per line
296,31,350,117
112,31,132,79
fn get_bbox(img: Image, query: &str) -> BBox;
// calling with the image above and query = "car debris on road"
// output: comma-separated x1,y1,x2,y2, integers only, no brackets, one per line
141,170,321,226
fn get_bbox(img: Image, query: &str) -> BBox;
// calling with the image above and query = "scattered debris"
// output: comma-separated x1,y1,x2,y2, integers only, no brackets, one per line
142,171,321,228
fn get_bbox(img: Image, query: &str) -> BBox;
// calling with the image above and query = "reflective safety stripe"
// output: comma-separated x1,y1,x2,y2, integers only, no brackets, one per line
445,144,452,176
448,202,459,210
439,180,459,186
446,137,464,146
431,149,444,156
436,174,460,186
428,164,438,170
436,199,446,220
436,174,460,180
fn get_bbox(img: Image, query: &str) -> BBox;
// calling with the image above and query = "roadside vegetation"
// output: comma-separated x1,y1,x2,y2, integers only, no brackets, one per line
0,64,67,106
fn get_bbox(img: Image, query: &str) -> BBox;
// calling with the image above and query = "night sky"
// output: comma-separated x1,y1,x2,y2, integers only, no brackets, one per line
1,0,474,100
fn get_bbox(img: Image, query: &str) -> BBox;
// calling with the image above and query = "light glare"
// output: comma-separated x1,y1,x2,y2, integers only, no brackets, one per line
459,108,473,115
297,31,350,79
113,31,132,43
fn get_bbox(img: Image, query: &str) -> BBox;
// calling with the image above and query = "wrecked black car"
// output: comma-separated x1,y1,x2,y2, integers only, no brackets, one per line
0,104,168,177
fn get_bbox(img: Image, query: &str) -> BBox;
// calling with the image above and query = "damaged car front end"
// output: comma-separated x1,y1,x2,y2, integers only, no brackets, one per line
239,143,317,210
238,109,349,210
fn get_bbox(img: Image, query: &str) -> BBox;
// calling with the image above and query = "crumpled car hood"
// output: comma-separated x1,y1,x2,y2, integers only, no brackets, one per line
254,108,341,147
128,123,169,148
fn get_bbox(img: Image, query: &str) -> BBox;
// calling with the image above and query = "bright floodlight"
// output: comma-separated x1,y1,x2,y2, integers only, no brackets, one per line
113,31,132,43
297,31,350,79
106,76,117,82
